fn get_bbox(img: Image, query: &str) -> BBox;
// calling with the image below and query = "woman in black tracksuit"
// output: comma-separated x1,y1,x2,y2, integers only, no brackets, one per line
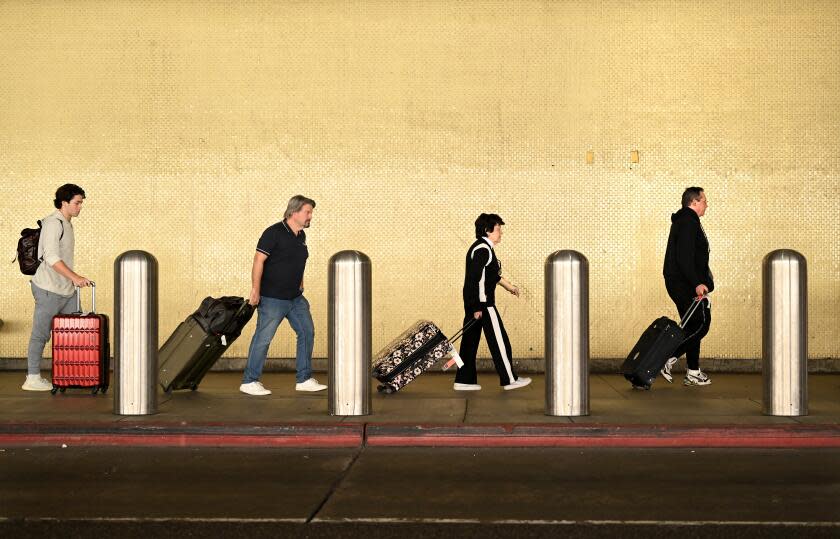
454,213,531,391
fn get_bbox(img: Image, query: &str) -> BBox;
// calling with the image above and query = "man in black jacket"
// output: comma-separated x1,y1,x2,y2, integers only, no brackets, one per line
662,187,713,386
454,213,531,391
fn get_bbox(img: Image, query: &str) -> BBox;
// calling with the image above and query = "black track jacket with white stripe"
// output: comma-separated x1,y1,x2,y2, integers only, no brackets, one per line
463,238,501,313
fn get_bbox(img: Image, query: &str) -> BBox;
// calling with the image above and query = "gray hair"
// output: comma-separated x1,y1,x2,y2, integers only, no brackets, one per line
681,187,704,208
284,195,316,220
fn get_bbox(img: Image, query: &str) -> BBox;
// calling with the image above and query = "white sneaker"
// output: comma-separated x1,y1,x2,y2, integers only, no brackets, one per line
21,375,52,392
503,376,532,391
684,370,711,386
239,381,272,396
660,356,679,383
453,383,482,391
295,378,327,392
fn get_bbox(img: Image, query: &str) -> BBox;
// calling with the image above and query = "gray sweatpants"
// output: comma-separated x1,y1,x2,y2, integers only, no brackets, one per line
27,282,77,375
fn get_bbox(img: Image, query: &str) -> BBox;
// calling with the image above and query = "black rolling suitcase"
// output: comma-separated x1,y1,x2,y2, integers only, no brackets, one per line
372,320,475,394
159,296,255,392
621,297,707,390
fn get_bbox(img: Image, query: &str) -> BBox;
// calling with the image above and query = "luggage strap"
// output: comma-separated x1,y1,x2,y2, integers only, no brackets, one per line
218,300,252,335
377,330,448,384
215,300,253,345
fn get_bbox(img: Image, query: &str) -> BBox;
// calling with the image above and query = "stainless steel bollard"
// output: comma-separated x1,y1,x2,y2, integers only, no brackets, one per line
328,251,372,416
114,251,159,415
762,249,808,416
545,250,590,416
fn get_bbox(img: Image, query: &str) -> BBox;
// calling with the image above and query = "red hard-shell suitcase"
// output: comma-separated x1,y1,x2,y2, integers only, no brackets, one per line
51,284,110,395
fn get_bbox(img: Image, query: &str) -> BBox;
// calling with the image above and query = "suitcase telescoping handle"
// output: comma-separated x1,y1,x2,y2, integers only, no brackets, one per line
441,318,481,371
447,318,479,345
73,282,96,315
679,295,709,329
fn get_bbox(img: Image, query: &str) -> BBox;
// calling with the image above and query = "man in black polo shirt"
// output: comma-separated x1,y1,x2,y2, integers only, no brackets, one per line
240,195,326,396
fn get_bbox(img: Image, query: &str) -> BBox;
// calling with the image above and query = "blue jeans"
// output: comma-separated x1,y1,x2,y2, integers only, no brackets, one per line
243,295,315,384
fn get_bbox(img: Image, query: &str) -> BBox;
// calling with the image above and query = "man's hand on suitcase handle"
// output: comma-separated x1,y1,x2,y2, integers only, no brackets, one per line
695,284,709,297
249,288,261,307
72,275,92,287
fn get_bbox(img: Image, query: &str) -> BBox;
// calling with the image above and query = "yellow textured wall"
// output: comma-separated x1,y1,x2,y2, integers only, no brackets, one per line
1,0,838,362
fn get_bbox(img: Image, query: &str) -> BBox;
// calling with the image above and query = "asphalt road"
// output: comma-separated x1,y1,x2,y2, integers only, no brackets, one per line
2,446,838,538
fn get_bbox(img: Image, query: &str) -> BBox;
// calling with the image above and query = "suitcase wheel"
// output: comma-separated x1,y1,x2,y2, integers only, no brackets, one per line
377,384,394,394
59,387,66,393
91,387,99,395
100,385,109,394
190,384,198,391
50,387,58,395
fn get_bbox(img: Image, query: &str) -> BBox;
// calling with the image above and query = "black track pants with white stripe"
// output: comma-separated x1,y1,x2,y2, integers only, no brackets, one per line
666,282,712,371
455,305,518,386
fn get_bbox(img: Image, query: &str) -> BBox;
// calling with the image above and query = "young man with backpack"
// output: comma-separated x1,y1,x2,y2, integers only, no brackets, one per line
23,184,92,391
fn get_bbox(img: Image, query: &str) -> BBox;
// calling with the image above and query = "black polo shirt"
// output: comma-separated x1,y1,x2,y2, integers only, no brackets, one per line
256,220,309,300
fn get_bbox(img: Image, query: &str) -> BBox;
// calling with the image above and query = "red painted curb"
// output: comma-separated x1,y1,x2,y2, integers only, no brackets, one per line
0,433,362,448
365,435,840,448
364,424,840,448
2,422,839,449
0,422,364,448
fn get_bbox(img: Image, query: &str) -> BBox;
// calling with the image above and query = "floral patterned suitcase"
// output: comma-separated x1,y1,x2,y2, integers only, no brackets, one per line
372,320,468,394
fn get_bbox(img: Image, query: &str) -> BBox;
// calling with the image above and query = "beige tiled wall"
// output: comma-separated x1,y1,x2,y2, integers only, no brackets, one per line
1,1,838,361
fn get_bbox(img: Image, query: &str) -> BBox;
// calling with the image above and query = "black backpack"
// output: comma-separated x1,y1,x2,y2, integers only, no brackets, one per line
15,219,63,276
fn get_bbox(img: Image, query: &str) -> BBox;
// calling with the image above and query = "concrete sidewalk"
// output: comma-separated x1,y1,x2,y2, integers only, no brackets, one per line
1,372,838,448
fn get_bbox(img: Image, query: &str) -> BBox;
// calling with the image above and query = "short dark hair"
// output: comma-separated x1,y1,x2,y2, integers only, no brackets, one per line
474,213,505,239
54,184,86,209
681,187,704,208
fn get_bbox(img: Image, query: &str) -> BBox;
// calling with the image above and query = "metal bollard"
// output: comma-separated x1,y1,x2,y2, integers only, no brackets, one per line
762,249,808,416
114,251,159,415
545,250,590,416
328,251,372,416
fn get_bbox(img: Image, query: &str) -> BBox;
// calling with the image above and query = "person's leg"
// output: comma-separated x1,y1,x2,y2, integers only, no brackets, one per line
285,295,316,384
673,298,710,371
684,301,711,370
242,297,290,384
670,301,692,364
666,283,695,364
455,313,481,385
483,306,517,386
58,288,79,315
26,283,69,377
